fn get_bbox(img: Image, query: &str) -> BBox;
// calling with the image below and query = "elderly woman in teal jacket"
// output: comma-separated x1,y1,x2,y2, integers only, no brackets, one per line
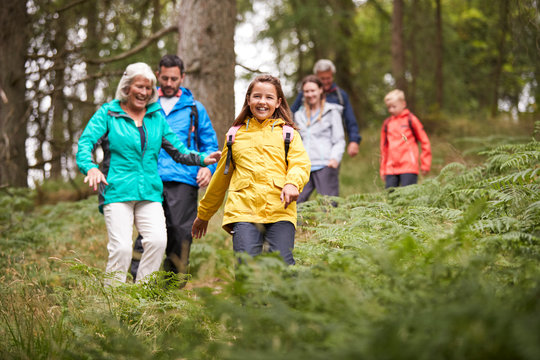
76,62,220,285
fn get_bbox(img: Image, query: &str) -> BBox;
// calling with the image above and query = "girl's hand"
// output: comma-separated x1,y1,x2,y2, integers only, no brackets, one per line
84,168,108,191
327,159,339,169
280,183,299,209
203,151,222,165
192,217,209,239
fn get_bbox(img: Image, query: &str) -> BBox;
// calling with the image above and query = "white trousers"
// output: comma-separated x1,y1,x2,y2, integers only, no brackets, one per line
103,201,167,284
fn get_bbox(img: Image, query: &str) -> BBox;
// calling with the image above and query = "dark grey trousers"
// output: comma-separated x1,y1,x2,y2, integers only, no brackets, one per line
298,166,340,203
232,221,296,265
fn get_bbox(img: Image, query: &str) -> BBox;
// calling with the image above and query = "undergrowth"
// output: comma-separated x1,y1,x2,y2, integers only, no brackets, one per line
0,123,539,359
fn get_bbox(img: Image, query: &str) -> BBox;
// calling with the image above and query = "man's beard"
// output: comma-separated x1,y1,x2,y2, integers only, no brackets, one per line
162,87,177,97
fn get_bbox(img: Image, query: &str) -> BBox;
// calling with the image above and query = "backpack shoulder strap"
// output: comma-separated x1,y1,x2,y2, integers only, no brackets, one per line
282,125,294,166
187,104,199,150
335,86,344,106
407,113,419,143
383,117,391,147
223,125,242,175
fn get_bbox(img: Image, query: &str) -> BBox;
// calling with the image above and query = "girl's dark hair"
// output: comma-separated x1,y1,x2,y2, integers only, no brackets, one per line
233,74,296,128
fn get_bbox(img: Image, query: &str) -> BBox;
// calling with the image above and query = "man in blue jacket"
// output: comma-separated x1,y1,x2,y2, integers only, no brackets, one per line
131,55,218,283
291,59,361,157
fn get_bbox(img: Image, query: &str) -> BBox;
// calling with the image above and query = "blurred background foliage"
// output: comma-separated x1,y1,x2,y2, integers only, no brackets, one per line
0,0,538,187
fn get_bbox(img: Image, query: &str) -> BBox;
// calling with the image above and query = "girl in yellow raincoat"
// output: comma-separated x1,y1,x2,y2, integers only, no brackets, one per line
192,75,311,264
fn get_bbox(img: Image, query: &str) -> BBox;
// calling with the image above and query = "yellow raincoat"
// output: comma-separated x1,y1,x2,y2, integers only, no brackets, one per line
197,117,311,233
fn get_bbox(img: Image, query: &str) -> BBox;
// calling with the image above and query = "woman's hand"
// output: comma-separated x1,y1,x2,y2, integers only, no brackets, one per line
327,159,339,169
203,151,222,165
280,183,299,209
192,217,209,239
84,168,108,191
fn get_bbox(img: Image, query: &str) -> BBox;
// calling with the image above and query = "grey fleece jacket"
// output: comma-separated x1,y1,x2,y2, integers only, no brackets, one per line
293,102,345,168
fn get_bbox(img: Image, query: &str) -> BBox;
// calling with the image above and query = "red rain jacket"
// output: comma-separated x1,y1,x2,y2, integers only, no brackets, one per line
380,109,431,178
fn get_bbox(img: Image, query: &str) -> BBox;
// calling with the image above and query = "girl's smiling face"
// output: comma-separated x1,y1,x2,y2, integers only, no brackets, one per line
247,82,282,121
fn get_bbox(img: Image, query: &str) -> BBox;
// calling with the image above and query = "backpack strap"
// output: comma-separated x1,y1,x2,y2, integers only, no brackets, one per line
408,113,419,143
224,124,294,175
383,117,391,147
223,125,242,175
335,86,344,106
187,105,199,150
282,125,294,166
384,115,419,145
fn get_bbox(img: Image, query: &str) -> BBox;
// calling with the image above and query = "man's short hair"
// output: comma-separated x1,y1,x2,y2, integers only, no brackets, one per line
313,59,336,74
159,54,185,74
384,89,406,103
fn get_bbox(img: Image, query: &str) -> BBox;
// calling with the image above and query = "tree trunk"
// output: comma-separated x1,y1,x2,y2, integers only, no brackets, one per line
178,0,236,146
49,12,68,179
0,0,28,187
391,0,406,92
434,0,444,111
334,0,364,128
408,0,419,112
490,0,509,117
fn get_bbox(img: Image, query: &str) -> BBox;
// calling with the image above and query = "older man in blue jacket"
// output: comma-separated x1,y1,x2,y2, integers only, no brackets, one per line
131,55,218,283
291,59,361,157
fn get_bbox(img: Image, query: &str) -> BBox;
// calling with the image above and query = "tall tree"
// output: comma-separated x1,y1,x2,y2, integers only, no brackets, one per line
178,0,236,145
49,5,69,178
408,0,420,111
333,0,365,127
0,0,28,187
490,0,509,116
391,0,406,92
434,0,443,110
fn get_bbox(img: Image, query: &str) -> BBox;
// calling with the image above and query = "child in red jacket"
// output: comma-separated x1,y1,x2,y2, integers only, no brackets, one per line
380,89,431,188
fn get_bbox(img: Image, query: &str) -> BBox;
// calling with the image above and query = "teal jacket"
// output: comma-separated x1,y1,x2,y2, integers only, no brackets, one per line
76,100,207,211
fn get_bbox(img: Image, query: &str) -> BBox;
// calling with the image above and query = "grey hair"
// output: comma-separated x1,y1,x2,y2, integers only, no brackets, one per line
313,59,336,74
115,62,159,104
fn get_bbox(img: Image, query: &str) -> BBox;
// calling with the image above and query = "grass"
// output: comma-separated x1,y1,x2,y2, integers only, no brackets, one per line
0,115,538,359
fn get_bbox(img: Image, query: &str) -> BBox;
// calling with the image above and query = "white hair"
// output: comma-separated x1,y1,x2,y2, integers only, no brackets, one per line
313,59,336,74
115,62,158,104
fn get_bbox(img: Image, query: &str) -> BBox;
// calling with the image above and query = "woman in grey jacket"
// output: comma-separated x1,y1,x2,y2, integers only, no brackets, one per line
294,75,345,204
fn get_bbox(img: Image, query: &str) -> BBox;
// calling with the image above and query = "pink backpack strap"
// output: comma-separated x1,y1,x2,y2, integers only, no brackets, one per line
224,125,242,175
226,125,242,144
282,125,294,141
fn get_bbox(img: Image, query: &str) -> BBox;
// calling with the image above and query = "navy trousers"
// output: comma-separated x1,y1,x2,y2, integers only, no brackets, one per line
232,221,296,265
385,173,418,188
